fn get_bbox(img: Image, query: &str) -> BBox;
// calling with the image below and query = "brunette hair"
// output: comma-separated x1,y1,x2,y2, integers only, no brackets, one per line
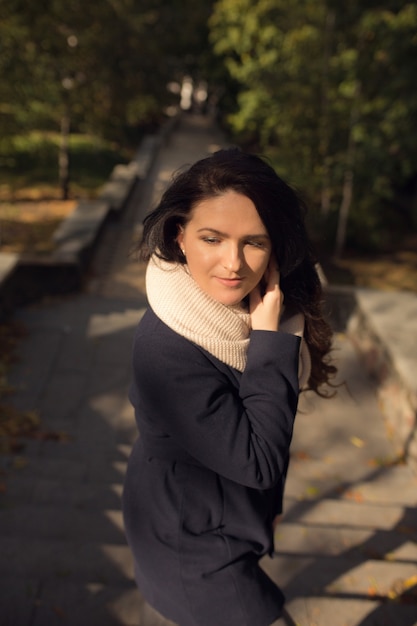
140,148,336,394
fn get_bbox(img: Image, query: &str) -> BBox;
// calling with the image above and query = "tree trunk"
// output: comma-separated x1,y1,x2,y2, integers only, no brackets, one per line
334,85,360,259
59,98,71,200
319,10,335,215
334,164,354,258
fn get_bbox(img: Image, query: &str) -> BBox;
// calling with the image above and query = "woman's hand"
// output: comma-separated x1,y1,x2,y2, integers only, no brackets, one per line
249,257,283,331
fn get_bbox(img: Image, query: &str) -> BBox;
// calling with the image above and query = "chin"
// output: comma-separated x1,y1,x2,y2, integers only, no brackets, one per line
207,284,249,306
217,294,245,307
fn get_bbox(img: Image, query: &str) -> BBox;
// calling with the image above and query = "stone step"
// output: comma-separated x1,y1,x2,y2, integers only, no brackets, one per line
0,575,141,626
0,536,134,582
0,504,125,544
2,471,124,509
284,459,417,509
274,519,417,561
283,496,414,532
264,551,417,599
1,440,131,484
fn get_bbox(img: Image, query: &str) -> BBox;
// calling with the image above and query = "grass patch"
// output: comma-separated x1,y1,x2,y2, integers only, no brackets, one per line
318,235,417,294
0,200,76,254
0,130,133,255
0,131,132,199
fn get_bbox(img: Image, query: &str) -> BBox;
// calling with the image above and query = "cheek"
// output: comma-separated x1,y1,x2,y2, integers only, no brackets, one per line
192,243,219,265
250,256,270,287
186,246,216,278
250,252,270,276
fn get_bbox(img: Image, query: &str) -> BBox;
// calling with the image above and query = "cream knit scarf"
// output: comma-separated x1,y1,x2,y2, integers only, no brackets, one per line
146,255,311,387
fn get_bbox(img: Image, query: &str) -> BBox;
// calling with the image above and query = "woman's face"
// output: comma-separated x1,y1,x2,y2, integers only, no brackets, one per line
177,191,272,306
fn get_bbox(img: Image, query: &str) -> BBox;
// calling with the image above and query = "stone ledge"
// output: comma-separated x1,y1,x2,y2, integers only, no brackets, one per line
0,199,113,320
52,200,111,248
325,285,417,473
0,114,180,319
133,135,161,179
97,174,136,214
353,289,417,399
0,252,20,285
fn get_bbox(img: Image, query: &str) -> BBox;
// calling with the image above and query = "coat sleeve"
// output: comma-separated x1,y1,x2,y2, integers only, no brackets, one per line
131,324,300,490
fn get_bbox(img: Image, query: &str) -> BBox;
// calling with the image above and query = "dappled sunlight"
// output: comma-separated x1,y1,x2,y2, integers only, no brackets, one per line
2,111,416,625
0,200,76,254
100,544,135,580
325,560,417,600
107,586,144,624
331,252,417,294
283,497,404,530
87,309,141,339
319,237,417,295
270,324,417,623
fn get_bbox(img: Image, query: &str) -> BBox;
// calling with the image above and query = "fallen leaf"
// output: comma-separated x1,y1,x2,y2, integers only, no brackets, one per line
367,585,379,598
387,575,417,603
361,547,384,560
350,436,365,448
52,605,66,619
33,430,71,443
12,456,29,470
398,525,417,538
0,406,41,437
293,450,311,461
367,455,405,468
343,490,364,503
367,577,381,598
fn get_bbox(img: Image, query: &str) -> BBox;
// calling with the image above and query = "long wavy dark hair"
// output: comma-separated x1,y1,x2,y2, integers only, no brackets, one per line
139,147,336,395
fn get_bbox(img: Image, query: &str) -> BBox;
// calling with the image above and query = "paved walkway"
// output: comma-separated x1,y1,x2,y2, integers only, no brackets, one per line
1,115,416,626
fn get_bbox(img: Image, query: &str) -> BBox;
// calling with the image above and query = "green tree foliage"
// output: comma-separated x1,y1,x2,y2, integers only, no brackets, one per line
0,0,215,196
0,0,215,142
210,0,417,252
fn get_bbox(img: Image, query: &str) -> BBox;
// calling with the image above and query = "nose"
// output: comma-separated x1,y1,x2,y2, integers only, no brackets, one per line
222,243,243,273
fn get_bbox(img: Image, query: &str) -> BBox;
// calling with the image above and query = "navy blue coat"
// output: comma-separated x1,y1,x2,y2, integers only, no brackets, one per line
123,308,301,626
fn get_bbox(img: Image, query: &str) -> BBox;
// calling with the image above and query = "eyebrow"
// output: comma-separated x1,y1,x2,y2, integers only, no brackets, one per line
196,227,270,239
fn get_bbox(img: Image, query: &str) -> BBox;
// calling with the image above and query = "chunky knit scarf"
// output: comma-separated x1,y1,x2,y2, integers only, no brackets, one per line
146,255,311,387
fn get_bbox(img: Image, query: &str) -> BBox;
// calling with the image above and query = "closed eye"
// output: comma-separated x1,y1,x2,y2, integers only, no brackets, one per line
202,236,221,244
246,240,267,248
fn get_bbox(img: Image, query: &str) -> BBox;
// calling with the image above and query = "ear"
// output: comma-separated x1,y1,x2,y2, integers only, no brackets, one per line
176,225,185,255
176,225,184,247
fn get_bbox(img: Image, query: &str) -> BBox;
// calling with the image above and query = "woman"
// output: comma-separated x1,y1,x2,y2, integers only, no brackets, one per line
123,148,335,626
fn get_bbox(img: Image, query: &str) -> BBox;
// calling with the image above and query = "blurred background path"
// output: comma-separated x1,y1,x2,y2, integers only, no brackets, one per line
1,114,416,626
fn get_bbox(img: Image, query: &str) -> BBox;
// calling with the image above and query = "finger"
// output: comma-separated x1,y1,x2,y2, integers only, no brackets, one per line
265,262,280,292
249,283,262,313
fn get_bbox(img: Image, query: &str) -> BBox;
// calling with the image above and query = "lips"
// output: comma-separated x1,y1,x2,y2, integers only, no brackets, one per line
215,277,243,287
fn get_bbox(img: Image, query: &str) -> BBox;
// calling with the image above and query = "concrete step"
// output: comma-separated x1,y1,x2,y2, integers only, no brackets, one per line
275,515,417,560
1,441,130,487
327,285,417,472
0,536,133,586
0,536,133,582
0,575,141,626
0,504,125,543
2,471,124,509
263,552,417,625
